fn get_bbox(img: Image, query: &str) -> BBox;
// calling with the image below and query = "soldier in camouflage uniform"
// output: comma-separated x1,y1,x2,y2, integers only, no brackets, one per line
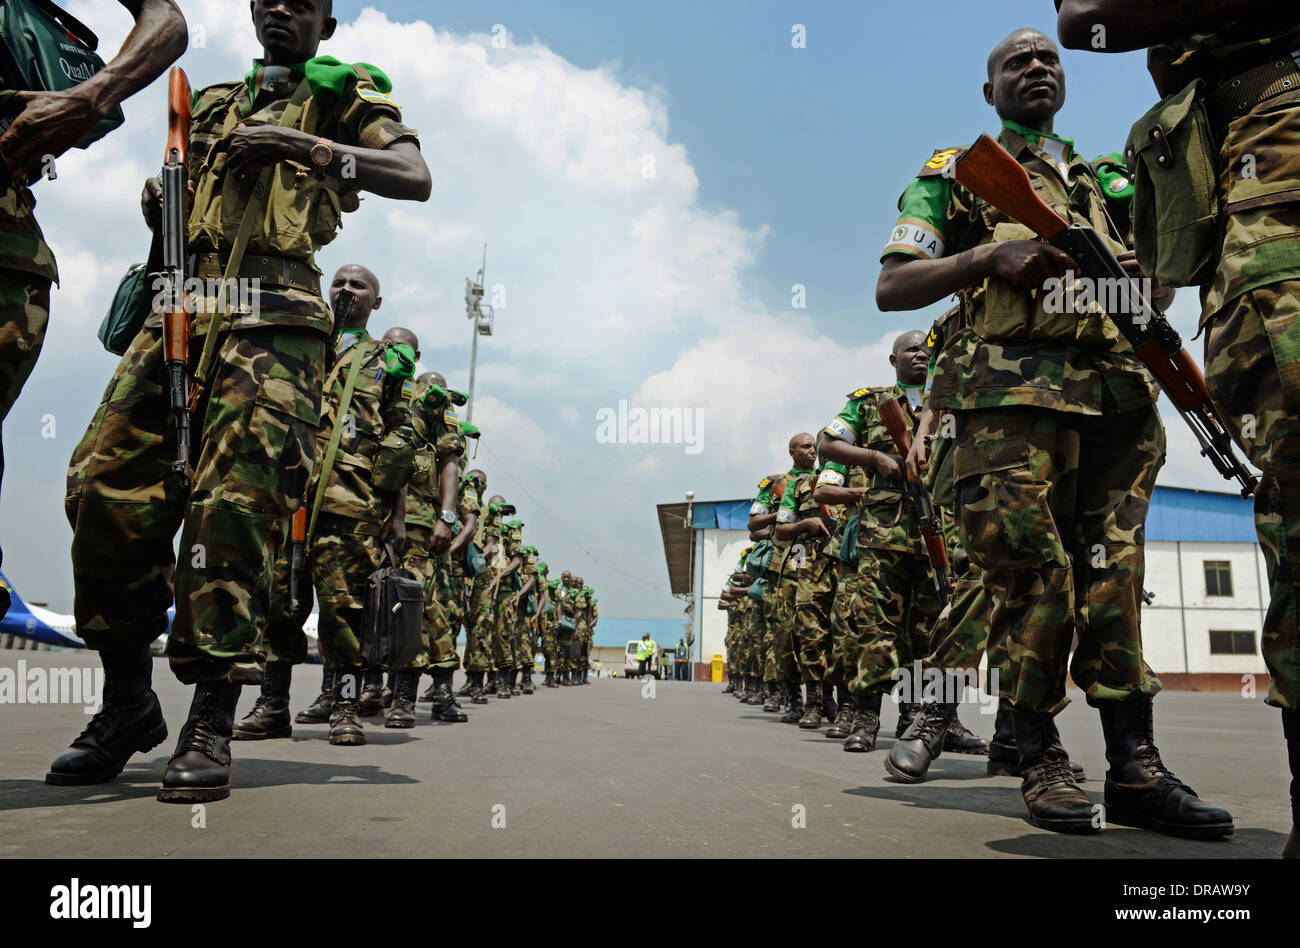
513,545,539,693
536,562,560,687
872,27,1230,836
49,4,431,800
306,271,421,747
458,471,495,703
1059,0,1300,861
580,581,599,684
426,459,481,717
572,577,592,685
554,571,578,685
821,333,948,753
397,369,466,722
747,435,818,713
484,503,524,697
1,0,186,627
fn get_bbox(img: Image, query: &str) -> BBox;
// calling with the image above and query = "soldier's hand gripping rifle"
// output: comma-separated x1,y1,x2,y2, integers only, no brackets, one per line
161,67,192,488
952,134,1258,497
880,397,950,604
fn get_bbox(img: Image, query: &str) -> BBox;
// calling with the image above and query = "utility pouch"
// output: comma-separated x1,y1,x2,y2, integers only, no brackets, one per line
1125,79,1221,287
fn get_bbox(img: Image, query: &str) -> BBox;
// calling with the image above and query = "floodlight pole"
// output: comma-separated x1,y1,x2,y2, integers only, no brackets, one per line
466,244,488,424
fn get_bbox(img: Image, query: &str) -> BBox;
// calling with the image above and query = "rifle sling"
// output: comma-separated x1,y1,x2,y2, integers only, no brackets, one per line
307,338,376,544
186,77,315,413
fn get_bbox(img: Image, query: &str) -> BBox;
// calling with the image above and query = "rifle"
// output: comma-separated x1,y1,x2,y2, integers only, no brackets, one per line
161,67,192,488
326,288,355,370
879,396,950,603
289,507,308,613
952,134,1258,497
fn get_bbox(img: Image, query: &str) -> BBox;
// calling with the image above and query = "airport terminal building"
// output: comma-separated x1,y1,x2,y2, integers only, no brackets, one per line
658,485,1272,688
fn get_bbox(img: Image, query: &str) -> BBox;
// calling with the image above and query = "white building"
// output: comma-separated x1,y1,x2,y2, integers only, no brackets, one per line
658,486,1271,687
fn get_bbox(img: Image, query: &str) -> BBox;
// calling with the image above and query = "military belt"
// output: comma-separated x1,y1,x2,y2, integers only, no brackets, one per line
1206,49,1300,130
188,252,320,295
316,512,383,538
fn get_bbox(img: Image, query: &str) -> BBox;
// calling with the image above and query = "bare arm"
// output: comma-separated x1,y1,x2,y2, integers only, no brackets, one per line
747,511,778,533
813,484,867,506
0,0,188,179
820,437,902,480
877,242,1078,312
1057,0,1278,52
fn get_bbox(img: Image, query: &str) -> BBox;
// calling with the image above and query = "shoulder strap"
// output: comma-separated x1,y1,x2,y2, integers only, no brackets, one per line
307,339,375,542
187,78,315,412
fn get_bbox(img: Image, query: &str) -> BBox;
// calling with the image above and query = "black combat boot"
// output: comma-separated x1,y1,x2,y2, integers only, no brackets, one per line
1098,696,1233,839
469,671,489,705
510,668,523,696
157,681,242,803
545,670,555,688
419,676,439,703
749,680,768,706
384,670,419,728
885,701,957,782
825,688,857,740
329,670,366,746
485,670,498,693
843,692,882,752
382,672,395,709
798,682,834,729
431,667,469,722
722,676,735,694
734,675,748,700
943,711,989,755
1283,709,1298,859
988,707,1087,779
232,662,293,740
497,667,513,698
358,667,384,717
455,673,474,697
1013,709,1096,833
765,681,785,713
296,667,334,724
46,647,167,785
895,701,919,739
521,668,535,695
780,682,806,723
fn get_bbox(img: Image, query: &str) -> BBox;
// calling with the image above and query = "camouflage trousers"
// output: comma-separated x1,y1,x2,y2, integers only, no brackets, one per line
844,547,942,697
557,629,575,672
0,271,50,614
761,575,798,682
257,519,314,666
793,556,840,683
491,585,518,668
540,619,558,671
924,563,1013,695
66,321,323,684
952,405,1164,714
311,514,428,672
463,568,496,672
514,615,536,671
406,525,459,671
827,566,860,685
1205,280,1300,711
445,563,469,659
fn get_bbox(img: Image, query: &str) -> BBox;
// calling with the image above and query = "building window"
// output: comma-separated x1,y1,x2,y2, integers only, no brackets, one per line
1208,630,1256,656
1204,560,1234,598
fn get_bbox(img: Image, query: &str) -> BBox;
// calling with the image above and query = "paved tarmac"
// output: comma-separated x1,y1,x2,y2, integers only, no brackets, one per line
0,649,1291,858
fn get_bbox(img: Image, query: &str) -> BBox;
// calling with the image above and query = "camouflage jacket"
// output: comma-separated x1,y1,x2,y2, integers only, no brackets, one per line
404,382,466,529
778,469,838,596
312,330,415,523
823,381,926,556
890,127,1157,416
184,63,418,334
751,467,813,579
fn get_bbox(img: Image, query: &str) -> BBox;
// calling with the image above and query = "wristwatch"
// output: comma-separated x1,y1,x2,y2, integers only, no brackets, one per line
309,137,334,179
439,509,457,526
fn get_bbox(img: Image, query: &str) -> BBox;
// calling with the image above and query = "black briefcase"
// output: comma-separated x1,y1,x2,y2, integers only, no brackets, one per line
360,544,426,668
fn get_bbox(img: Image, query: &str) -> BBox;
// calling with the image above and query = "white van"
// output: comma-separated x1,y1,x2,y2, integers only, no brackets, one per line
624,640,662,678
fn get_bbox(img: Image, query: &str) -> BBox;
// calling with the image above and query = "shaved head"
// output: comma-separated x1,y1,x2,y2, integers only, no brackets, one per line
987,28,1054,81
382,326,420,356
334,263,379,298
788,433,814,450
893,330,925,355
420,371,446,387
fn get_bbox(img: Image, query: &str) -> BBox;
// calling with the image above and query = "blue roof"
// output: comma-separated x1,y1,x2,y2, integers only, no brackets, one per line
1146,486,1257,543
693,500,750,531
592,617,689,649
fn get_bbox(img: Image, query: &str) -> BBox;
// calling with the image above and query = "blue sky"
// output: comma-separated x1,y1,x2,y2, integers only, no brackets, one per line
3,1,1215,622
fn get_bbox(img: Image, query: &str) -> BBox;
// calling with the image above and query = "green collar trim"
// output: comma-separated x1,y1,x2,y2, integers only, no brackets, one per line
245,55,392,103
1001,118,1075,153
789,466,815,476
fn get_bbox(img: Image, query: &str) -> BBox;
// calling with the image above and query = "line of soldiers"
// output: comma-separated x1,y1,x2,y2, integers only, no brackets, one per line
9,1,585,805
726,10,1300,855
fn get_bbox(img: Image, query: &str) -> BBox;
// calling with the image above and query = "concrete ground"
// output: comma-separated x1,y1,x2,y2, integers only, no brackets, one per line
0,649,1291,858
